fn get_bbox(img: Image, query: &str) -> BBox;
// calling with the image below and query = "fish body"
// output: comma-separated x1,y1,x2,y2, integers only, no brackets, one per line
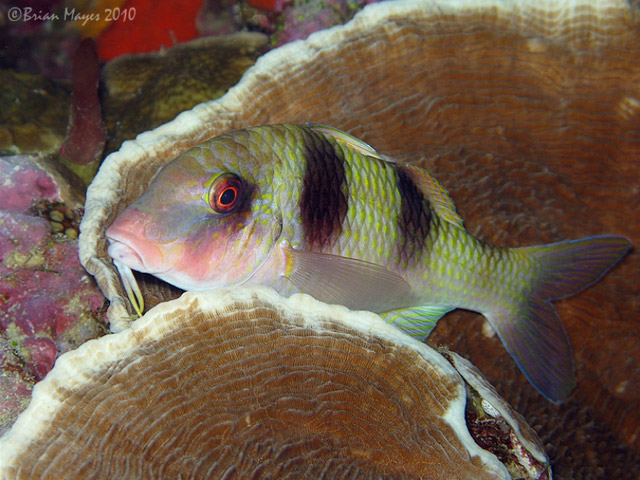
106,124,632,403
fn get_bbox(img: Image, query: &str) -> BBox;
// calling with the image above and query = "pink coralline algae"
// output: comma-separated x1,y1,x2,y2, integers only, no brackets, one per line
0,155,107,434
0,159,58,212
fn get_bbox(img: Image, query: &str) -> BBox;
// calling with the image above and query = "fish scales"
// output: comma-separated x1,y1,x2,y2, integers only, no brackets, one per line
395,166,432,267
265,125,410,270
334,139,403,268
298,127,348,250
106,123,632,403
420,221,528,311
287,126,510,310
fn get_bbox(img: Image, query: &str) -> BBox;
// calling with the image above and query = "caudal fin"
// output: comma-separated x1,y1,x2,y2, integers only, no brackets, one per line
520,235,633,300
487,235,632,403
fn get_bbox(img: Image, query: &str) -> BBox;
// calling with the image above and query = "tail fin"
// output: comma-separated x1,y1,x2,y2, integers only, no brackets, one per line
520,235,633,300
487,235,632,403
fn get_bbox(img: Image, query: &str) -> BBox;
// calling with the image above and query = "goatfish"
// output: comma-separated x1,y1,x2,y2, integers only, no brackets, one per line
106,123,632,403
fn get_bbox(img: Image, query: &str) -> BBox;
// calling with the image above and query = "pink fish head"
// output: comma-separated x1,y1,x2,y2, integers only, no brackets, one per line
106,140,282,291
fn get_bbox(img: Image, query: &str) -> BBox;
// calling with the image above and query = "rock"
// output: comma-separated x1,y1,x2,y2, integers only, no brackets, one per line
0,71,70,156
0,155,107,435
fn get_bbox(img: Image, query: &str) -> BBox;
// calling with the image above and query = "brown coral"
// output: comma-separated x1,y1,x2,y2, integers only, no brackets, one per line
0,288,547,479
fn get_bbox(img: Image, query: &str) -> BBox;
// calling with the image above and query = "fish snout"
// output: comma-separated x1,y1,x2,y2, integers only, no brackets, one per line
107,240,148,273
106,217,167,274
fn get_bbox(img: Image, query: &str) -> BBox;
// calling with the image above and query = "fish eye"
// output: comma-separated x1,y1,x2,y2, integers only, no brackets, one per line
206,173,244,214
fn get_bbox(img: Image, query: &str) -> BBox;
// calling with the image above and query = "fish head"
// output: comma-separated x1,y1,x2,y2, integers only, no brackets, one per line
106,138,282,291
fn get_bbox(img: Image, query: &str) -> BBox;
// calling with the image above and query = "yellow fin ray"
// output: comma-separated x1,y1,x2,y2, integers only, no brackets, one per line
381,305,454,340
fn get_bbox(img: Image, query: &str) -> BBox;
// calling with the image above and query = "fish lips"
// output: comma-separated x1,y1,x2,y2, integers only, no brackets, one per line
107,240,147,272
105,229,169,275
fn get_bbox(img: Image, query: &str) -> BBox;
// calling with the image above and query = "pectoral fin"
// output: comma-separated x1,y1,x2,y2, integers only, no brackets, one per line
381,305,453,340
281,242,415,312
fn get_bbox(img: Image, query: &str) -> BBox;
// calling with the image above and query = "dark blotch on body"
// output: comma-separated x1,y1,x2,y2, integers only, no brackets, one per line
300,130,348,250
395,165,432,264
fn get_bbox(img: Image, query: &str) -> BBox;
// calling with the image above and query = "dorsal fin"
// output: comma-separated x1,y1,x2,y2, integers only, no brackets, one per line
396,163,465,230
308,124,382,159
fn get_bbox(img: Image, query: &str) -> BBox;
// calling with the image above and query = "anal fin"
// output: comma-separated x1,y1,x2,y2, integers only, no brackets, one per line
381,305,453,341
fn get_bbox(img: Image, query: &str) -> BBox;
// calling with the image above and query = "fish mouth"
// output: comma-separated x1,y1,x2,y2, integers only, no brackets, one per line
107,239,171,318
107,240,146,272
106,239,168,275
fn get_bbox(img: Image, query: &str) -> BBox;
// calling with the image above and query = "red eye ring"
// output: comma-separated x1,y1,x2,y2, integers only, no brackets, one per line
207,173,243,213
